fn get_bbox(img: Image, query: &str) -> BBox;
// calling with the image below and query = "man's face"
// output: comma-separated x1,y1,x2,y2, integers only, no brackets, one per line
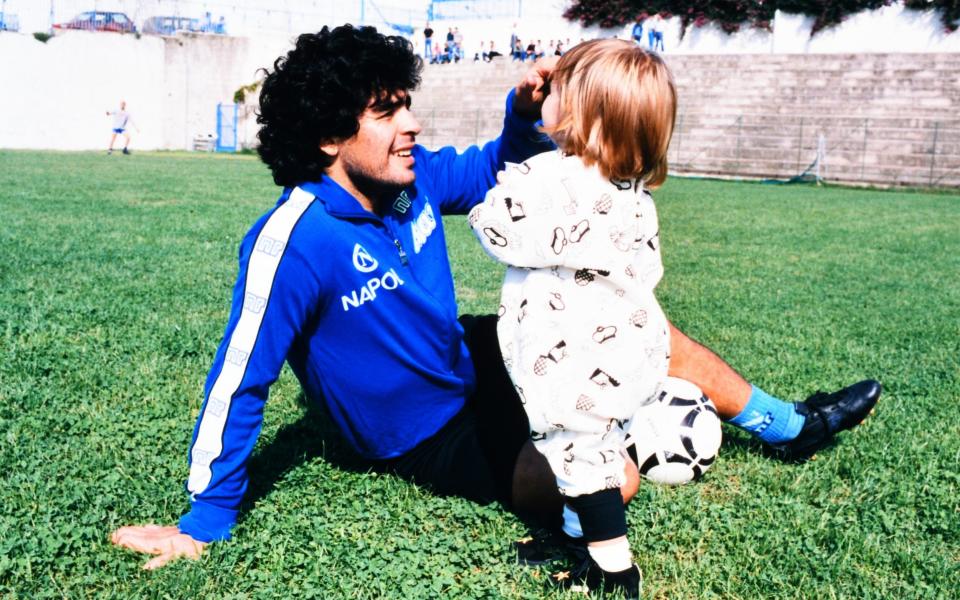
330,90,422,200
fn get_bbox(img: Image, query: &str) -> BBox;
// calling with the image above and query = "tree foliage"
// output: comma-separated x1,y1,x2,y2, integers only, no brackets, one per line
903,0,960,32
563,0,959,36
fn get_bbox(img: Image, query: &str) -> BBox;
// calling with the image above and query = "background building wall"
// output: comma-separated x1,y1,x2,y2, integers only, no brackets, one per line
0,2,957,152
0,31,291,151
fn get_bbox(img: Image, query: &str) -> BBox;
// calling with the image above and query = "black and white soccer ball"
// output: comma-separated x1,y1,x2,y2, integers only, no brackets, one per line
626,377,722,485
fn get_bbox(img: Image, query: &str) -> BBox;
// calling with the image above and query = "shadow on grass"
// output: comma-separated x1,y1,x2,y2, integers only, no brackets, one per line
240,393,371,513
719,426,766,455
236,392,559,540
719,425,847,464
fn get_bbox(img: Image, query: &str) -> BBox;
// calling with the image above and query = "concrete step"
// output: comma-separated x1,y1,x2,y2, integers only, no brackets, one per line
677,113,958,131
676,94,958,109
669,85,960,99
665,55,959,71
671,127,960,153
677,124,956,147
671,68,960,82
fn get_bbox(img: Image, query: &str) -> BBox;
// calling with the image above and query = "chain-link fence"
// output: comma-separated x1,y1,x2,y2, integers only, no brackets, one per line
670,112,960,188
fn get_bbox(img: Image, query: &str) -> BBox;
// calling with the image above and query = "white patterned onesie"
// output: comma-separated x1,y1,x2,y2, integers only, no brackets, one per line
468,150,670,498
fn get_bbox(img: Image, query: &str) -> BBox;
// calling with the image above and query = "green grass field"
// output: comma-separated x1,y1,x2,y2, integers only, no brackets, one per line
1,150,958,598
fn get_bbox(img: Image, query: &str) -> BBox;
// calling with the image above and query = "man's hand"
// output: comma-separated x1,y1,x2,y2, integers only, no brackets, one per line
513,56,559,121
111,524,207,570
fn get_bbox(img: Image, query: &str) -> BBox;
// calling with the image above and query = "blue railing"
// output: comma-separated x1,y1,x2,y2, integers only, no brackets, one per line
365,0,415,34
428,0,520,20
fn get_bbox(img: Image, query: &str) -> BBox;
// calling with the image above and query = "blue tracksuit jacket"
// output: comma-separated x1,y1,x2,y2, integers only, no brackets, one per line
178,91,554,542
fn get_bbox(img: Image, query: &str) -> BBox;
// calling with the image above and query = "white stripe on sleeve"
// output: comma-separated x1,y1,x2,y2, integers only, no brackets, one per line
187,187,316,496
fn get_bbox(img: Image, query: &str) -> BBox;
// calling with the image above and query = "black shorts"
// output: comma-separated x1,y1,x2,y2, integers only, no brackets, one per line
377,314,529,506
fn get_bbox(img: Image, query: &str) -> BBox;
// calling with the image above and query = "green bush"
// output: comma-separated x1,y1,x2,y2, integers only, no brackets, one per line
32,31,52,43
233,81,262,104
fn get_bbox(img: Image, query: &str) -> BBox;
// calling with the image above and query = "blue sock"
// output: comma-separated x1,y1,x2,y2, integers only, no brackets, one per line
729,385,806,444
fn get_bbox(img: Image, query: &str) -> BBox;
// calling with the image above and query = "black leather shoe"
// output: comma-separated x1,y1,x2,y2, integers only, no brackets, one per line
515,529,586,566
552,557,642,599
768,379,881,462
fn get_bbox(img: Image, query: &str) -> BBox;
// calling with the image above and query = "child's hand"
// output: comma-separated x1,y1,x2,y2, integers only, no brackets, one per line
513,56,559,121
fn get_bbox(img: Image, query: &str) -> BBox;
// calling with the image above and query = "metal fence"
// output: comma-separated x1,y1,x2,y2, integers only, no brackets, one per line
428,0,519,20
669,112,960,188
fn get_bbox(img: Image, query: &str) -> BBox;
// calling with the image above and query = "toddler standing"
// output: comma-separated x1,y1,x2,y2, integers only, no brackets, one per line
469,39,678,597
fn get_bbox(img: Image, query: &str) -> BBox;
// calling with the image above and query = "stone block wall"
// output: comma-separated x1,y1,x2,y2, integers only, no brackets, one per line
415,55,960,188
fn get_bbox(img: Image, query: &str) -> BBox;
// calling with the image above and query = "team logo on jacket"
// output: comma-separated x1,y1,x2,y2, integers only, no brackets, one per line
393,190,412,214
341,268,405,312
352,244,379,273
411,203,437,253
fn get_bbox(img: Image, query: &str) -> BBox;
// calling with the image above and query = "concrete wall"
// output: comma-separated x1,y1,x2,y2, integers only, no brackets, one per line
158,32,291,150
0,32,167,150
0,30,292,151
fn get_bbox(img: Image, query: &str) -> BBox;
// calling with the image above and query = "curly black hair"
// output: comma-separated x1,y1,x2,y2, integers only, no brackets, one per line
256,25,423,187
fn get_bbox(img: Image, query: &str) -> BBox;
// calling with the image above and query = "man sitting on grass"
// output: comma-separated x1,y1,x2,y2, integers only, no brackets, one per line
111,25,880,573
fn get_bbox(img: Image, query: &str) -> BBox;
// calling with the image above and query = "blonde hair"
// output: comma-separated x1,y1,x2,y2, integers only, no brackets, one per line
544,39,677,187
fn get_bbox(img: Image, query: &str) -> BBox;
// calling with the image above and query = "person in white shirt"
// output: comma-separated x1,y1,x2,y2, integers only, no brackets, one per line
106,100,138,155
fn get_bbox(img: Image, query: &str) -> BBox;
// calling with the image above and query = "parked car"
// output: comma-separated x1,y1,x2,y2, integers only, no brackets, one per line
142,14,226,36
53,11,136,34
142,16,201,36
